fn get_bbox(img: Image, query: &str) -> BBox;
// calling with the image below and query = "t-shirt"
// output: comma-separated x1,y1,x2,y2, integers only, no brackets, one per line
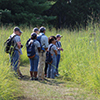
28,39,40,55
40,33,48,49
56,41,61,55
48,43,57,55
10,33,21,52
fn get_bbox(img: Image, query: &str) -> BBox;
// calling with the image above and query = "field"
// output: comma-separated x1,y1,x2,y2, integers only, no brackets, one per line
0,24,100,99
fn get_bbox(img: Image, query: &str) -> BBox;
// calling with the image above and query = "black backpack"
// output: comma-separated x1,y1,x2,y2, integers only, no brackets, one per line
4,35,17,54
26,39,36,58
45,44,53,64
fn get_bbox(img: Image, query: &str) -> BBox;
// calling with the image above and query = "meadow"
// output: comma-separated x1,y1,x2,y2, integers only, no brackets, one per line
0,24,100,99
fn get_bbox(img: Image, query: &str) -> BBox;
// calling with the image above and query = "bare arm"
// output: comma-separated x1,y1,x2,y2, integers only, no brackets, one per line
54,50,57,56
17,42,21,49
37,47,41,52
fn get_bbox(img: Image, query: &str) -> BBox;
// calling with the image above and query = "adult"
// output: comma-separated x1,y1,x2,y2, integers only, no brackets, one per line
9,27,23,76
37,26,48,80
28,33,41,80
33,27,39,35
44,36,57,77
47,38,57,79
55,34,63,76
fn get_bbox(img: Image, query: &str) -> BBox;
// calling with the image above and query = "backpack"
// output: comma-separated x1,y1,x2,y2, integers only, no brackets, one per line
26,39,36,58
4,35,17,54
45,44,53,64
37,34,45,51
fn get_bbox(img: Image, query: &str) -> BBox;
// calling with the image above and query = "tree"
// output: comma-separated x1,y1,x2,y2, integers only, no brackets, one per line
0,0,56,26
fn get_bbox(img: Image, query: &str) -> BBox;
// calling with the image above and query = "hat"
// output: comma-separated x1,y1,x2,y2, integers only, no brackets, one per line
33,27,39,32
31,32,37,38
13,27,22,33
39,26,46,32
56,34,63,38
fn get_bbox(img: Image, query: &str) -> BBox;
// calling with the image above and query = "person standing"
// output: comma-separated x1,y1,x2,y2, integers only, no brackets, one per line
27,33,41,80
37,26,48,80
47,38,57,79
9,27,23,76
33,27,39,35
55,34,63,76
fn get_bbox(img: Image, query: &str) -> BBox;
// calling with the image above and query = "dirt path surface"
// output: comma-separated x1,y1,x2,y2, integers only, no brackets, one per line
17,65,99,100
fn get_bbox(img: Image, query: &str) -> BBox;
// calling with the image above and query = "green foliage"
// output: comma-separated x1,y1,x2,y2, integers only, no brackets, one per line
59,24,100,93
0,26,21,100
0,0,56,26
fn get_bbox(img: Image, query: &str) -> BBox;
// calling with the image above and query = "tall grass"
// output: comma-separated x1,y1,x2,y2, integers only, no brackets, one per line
0,25,21,100
59,24,100,93
1,24,100,99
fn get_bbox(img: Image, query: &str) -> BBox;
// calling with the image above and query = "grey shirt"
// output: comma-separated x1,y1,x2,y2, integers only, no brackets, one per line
10,33,21,52
48,43,57,55
56,41,61,55
40,33,48,49
28,39,40,55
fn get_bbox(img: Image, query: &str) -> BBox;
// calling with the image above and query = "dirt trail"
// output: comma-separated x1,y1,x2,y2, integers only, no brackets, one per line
17,65,98,100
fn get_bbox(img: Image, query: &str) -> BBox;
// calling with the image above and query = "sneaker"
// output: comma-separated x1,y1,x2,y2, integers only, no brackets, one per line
45,74,47,77
30,77,34,80
55,74,59,77
34,77,38,80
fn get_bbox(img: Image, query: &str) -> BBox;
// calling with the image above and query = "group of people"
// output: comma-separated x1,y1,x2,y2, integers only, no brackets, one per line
9,26,63,81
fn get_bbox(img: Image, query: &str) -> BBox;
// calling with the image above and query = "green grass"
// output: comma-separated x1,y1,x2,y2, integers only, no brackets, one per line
1,24,100,99
0,26,22,100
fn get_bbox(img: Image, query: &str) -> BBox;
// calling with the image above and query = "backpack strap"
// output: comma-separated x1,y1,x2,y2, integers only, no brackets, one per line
56,41,61,47
49,44,53,51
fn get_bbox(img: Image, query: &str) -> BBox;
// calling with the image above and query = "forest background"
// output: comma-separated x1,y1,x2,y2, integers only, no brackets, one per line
0,0,100,30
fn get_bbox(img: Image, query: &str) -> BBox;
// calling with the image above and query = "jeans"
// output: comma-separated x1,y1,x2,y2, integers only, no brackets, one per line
47,54,57,79
9,50,19,72
56,54,61,74
29,55,39,72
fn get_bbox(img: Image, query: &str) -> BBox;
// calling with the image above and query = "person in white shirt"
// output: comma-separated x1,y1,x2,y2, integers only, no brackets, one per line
37,26,48,80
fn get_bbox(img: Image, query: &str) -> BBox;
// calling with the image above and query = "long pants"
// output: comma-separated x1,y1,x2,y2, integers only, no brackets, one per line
9,50,19,73
56,54,61,74
47,54,57,79
38,52,46,80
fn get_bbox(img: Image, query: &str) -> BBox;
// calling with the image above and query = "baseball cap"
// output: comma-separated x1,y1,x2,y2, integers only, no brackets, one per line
33,27,39,32
56,34,63,38
31,32,37,38
13,27,22,33
39,26,46,32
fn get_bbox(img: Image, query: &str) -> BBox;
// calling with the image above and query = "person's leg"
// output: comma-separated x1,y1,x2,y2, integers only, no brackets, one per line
29,58,34,80
56,54,60,74
17,56,23,77
44,62,48,76
47,64,51,78
50,55,57,79
12,50,19,73
38,52,46,80
33,55,39,80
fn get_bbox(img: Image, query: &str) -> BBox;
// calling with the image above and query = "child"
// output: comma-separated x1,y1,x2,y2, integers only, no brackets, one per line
55,34,63,76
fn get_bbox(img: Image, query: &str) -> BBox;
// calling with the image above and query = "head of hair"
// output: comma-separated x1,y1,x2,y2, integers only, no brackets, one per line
39,26,46,33
49,36,57,40
49,38,55,44
31,33,37,40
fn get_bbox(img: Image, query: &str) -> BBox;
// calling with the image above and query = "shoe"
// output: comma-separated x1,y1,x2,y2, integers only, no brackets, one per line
30,77,34,80
45,74,47,77
55,74,59,77
34,77,38,80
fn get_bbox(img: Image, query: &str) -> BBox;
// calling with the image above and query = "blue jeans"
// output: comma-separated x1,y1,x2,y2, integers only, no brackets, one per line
56,54,61,74
9,50,19,72
47,54,57,79
29,55,39,72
